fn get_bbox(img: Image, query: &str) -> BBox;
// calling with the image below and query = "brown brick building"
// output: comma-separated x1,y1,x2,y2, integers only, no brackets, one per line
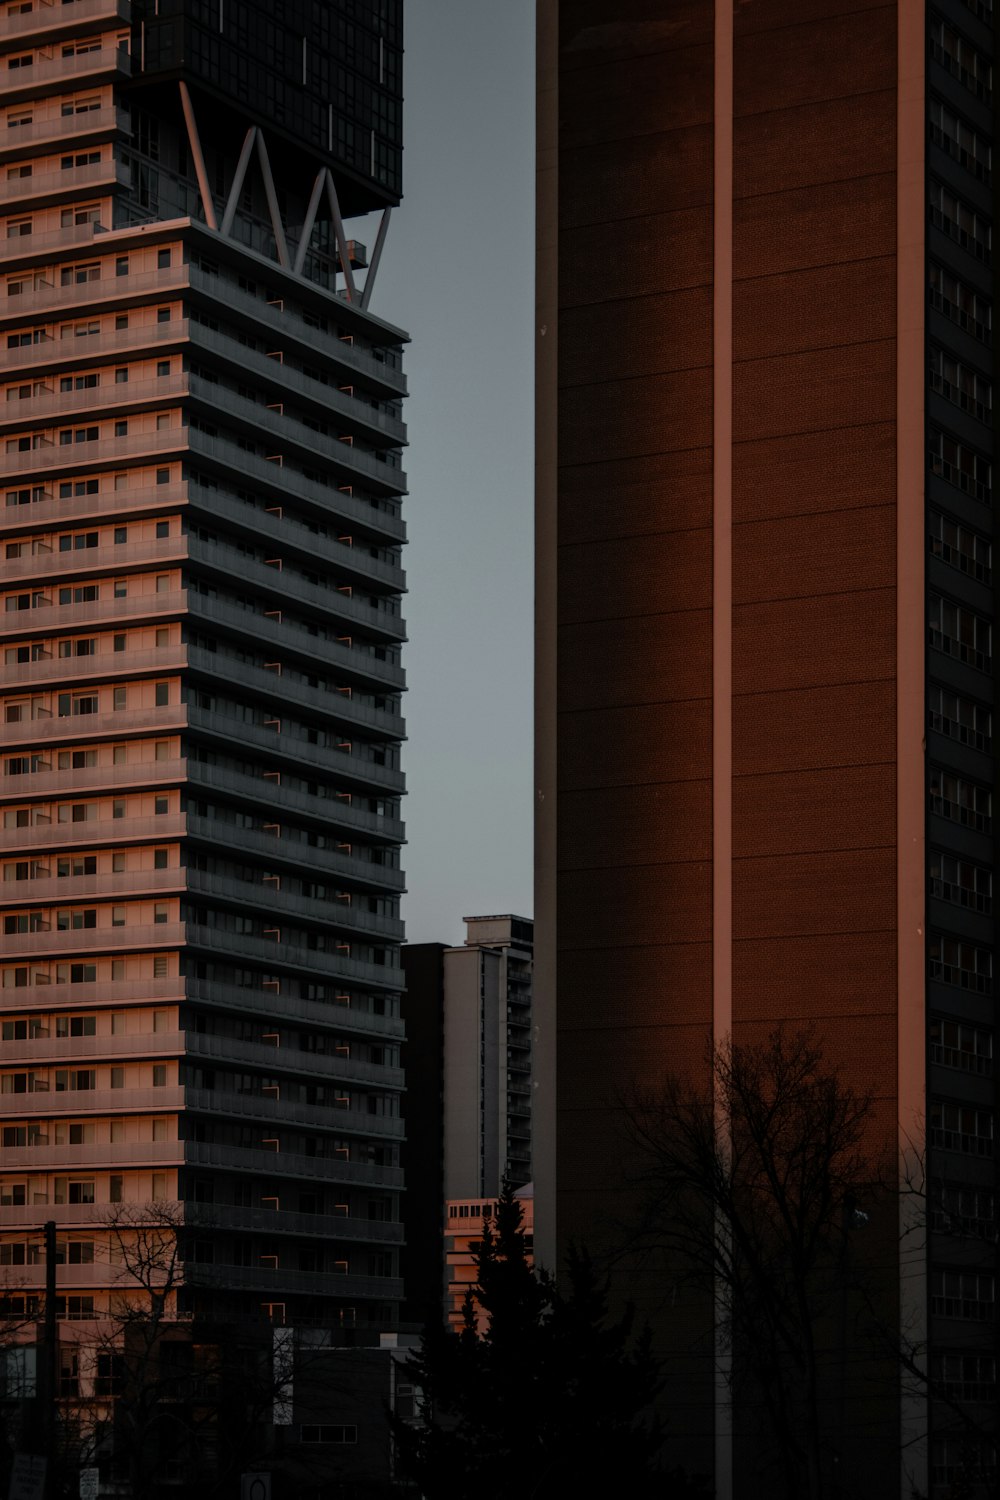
535,2,997,1495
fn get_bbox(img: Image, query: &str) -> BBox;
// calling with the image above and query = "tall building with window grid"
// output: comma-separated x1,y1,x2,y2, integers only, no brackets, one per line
536,1,998,1495
0,0,408,1351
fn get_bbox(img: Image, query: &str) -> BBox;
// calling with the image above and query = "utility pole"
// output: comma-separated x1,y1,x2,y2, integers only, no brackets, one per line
42,1221,57,1499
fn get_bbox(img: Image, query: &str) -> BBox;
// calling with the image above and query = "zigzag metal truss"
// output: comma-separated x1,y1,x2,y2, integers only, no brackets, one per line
178,81,391,310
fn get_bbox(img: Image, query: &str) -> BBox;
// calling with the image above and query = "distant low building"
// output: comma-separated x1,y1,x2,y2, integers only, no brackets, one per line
401,916,533,1323
444,1185,534,1331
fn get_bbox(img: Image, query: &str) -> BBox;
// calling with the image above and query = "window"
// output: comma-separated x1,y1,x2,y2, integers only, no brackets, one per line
930,1018,993,1074
157,307,170,323
929,511,992,582
7,219,31,239
154,682,169,707
152,1064,167,1086
930,1353,996,1403
929,97,992,181
930,1100,995,1154
929,768,992,831
113,579,127,598
930,934,993,993
930,850,992,913
930,17,993,100
153,904,168,925
116,257,128,278
929,594,992,671
300,1426,358,1445
157,249,171,269
929,346,992,421
928,682,992,751
929,179,992,261
156,468,170,485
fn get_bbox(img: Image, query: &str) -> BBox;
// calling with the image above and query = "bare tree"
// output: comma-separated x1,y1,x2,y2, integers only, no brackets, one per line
626,1026,890,1500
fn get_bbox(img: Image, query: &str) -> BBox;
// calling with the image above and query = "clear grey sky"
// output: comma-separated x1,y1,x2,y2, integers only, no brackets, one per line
357,1,536,945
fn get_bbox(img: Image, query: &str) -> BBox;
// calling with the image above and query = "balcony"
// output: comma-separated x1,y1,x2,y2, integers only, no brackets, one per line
187,265,407,397
0,642,186,691
0,43,131,103
185,1139,403,1189
186,535,404,643
0,976,183,1012
0,372,187,430
187,427,404,541
0,105,122,165
188,592,405,693
0,755,184,804
0,1138,182,1168
184,923,402,990
0,1029,183,1065
185,1030,403,1089
0,919,185,958
185,814,404,894
186,1261,403,1302
183,1201,403,1245
0,811,184,852
189,706,404,795
184,1087,403,1142
0,156,128,212
1,481,188,534
0,1085,184,1118
0,425,184,480
187,979,404,1043
0,319,186,376
0,258,181,321
1,588,187,640
0,702,187,750
187,485,405,593
187,645,404,739
185,867,404,941
188,375,406,498
188,321,407,446
0,532,186,585
0,0,131,41
186,760,404,842
0,864,182,906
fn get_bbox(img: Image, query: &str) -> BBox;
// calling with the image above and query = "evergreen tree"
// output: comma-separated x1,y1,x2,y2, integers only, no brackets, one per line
393,1184,704,1499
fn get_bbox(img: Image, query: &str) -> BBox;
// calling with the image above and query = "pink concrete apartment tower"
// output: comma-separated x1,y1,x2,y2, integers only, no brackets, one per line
0,0,408,1345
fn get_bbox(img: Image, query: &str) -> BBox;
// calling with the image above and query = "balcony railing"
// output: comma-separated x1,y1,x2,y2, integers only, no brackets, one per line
0,0,131,41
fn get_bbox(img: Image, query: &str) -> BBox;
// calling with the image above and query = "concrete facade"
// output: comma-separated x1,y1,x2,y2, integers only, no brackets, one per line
0,0,408,1361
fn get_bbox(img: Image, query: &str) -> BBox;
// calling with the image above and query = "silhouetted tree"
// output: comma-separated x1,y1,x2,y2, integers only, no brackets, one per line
394,1182,704,1499
627,1027,889,1500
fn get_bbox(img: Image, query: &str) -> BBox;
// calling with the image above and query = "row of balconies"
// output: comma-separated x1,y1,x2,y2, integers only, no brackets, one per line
0,370,187,430
188,319,407,446
2,482,405,598
0,809,186,849
185,1139,403,1189
0,866,403,940
184,1201,403,1245
0,595,405,698
0,1028,401,1089
0,1258,403,1303
187,979,404,1043
186,264,407,398
188,703,405,795
0,1085,403,1142
179,1261,404,1302
0,718,404,811
186,426,404,536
